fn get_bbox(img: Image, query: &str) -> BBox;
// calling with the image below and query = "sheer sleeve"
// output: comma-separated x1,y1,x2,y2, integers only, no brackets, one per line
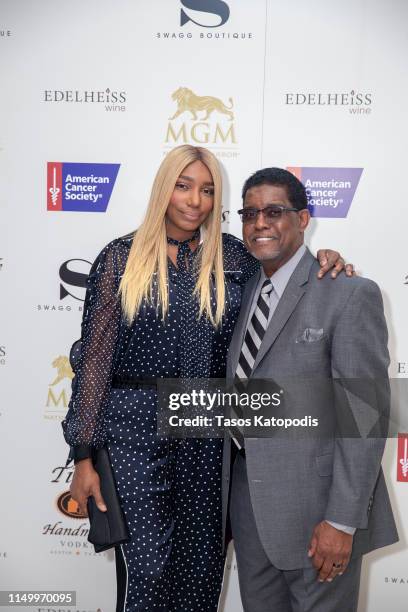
222,233,260,284
64,239,128,459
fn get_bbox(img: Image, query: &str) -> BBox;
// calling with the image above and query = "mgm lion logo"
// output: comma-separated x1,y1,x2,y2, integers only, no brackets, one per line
46,355,74,414
50,356,74,386
170,87,234,121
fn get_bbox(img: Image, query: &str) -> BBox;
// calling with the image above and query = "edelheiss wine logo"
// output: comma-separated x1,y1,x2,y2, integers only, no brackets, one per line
43,87,127,112
285,90,373,116
164,87,239,160
287,167,363,218
398,361,408,374
47,162,120,213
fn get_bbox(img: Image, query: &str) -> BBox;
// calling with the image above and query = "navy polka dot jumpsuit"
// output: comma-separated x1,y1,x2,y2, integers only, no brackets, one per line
65,232,258,611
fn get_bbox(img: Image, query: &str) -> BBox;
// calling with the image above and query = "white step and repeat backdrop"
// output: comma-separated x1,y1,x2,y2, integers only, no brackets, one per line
1,1,407,611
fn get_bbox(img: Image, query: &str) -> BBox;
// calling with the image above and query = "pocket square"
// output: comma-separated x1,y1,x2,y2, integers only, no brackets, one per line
296,328,324,343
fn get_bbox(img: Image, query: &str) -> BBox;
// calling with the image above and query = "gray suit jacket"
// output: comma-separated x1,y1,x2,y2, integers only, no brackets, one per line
223,248,398,570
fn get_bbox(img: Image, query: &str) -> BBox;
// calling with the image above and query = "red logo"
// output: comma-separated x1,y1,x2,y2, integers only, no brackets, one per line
47,162,62,210
397,434,408,482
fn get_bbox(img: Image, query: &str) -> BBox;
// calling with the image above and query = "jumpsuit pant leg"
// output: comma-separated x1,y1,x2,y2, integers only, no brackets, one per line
168,438,225,612
107,389,176,611
106,391,225,611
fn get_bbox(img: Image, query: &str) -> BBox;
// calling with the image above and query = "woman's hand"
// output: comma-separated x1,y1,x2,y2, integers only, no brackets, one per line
70,458,107,516
316,249,355,279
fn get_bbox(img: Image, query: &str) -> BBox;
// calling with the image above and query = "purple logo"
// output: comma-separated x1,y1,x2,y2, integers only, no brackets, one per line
287,167,363,218
47,162,120,213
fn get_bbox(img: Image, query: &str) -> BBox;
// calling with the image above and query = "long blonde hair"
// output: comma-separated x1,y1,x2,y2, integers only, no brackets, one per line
119,145,225,326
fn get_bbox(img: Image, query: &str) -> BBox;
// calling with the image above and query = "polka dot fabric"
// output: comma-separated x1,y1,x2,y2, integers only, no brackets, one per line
65,232,259,611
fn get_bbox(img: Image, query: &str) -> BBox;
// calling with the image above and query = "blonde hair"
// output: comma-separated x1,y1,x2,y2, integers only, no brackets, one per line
119,145,225,326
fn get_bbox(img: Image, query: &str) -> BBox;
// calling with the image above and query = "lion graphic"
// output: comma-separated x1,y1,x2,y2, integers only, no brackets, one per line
170,87,234,121
50,355,74,386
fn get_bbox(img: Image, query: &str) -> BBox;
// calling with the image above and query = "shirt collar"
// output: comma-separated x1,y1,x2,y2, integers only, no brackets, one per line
260,244,306,299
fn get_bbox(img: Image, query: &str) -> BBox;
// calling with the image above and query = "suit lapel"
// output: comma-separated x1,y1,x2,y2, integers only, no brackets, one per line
252,249,315,373
228,270,261,377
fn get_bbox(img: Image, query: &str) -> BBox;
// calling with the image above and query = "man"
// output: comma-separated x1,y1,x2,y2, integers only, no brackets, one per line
222,168,398,611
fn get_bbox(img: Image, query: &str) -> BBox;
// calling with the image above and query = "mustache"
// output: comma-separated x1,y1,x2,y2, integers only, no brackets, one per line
248,235,279,241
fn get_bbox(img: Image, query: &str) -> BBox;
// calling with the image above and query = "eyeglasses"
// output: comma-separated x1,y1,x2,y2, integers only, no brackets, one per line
237,205,299,223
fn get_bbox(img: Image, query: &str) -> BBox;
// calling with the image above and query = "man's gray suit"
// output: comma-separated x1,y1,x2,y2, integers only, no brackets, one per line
223,248,398,604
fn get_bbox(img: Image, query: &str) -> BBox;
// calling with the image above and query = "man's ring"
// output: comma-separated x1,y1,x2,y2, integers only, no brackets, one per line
333,563,343,568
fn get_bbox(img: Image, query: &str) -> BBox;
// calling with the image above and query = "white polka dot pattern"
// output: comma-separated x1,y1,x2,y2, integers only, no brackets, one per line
64,232,259,610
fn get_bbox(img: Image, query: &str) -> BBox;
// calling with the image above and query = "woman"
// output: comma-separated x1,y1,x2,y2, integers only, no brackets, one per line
66,145,351,612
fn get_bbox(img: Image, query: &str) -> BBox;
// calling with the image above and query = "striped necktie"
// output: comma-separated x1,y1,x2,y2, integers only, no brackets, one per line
236,279,274,378
230,279,274,449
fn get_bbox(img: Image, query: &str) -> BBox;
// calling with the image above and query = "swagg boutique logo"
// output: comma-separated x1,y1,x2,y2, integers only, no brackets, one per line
59,259,90,301
47,162,120,213
397,434,408,482
287,167,363,218
180,0,229,27
37,259,91,314
45,356,73,420
165,87,238,159
156,1,253,41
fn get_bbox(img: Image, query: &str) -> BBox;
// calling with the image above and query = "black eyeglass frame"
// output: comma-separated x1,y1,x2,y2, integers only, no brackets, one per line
237,204,301,223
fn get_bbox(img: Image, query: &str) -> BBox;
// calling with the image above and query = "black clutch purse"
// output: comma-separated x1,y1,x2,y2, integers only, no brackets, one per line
87,446,130,553
61,262,130,553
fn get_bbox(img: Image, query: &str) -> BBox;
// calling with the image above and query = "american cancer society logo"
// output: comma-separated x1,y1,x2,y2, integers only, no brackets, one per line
287,167,363,218
397,433,408,482
47,162,120,212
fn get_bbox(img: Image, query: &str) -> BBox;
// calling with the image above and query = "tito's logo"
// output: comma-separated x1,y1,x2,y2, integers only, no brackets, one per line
166,87,237,149
57,491,88,519
180,0,230,27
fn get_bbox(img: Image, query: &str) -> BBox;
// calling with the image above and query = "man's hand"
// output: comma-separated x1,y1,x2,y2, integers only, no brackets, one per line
70,458,107,516
317,249,355,279
308,521,353,582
